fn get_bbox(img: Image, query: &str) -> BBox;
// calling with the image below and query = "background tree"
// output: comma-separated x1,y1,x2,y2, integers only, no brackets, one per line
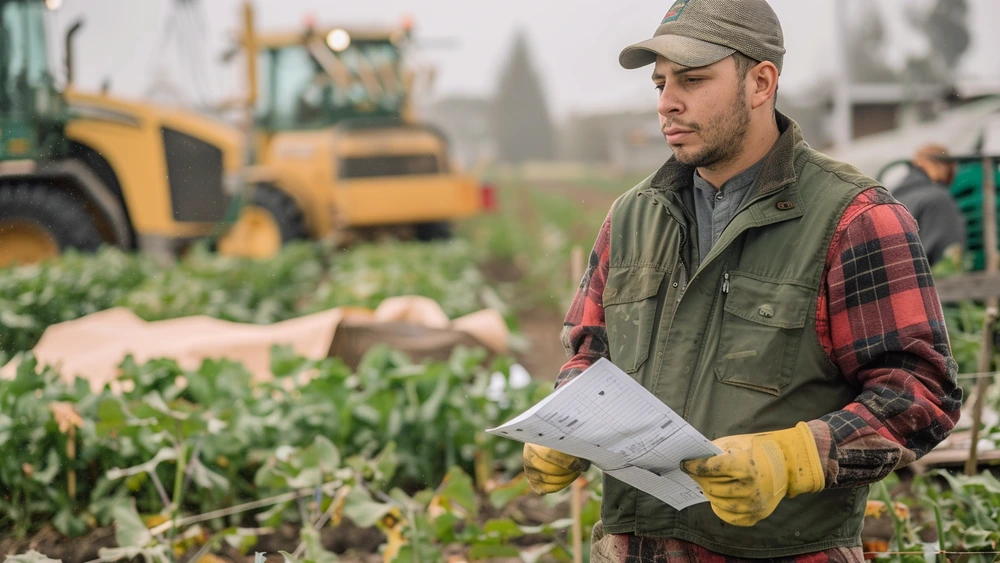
491,29,557,163
847,3,899,84
904,0,970,84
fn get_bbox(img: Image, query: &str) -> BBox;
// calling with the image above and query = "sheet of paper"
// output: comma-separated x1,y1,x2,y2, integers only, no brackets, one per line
487,358,722,509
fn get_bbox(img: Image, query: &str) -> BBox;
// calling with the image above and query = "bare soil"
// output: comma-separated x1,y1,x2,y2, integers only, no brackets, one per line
0,495,571,563
514,308,567,382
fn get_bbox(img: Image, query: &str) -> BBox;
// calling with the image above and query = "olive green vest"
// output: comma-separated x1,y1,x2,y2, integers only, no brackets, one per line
601,114,877,557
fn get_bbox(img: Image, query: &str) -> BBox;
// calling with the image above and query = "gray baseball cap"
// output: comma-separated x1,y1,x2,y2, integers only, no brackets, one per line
619,0,785,73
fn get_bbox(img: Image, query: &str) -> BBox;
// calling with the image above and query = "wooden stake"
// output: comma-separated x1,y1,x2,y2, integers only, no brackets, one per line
474,432,491,491
966,156,998,476
68,425,76,501
571,478,585,563
570,245,585,291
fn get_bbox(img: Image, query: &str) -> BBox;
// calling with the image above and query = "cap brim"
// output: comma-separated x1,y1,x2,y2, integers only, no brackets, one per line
619,35,736,70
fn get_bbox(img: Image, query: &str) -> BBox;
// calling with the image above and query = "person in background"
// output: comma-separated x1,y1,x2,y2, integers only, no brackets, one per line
892,143,966,266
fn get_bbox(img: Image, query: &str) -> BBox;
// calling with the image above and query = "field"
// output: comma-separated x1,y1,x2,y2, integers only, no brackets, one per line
3,168,1000,563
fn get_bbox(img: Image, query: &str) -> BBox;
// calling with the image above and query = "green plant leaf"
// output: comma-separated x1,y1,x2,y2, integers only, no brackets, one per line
300,527,338,563
391,544,442,563
489,476,530,509
97,546,172,563
961,527,998,549
95,397,129,437
255,501,291,528
482,518,525,541
976,471,1000,495
352,404,381,426
32,449,61,485
52,506,89,537
214,528,261,555
468,543,520,559
431,512,460,543
189,459,230,491
111,504,152,548
372,442,399,489
342,486,392,528
311,436,341,474
518,543,558,563
5,355,44,397
106,448,177,481
419,374,451,422
4,550,63,563
436,466,478,515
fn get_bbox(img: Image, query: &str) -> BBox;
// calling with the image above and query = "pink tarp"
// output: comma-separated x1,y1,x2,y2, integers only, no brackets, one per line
1,296,509,393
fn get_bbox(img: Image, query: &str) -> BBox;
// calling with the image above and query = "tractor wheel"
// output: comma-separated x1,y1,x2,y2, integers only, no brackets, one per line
0,184,103,267
415,221,453,241
217,185,307,259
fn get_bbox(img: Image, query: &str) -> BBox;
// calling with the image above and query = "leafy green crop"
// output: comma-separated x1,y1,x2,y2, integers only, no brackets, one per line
865,470,1000,563
0,345,547,540
0,344,604,562
0,240,512,358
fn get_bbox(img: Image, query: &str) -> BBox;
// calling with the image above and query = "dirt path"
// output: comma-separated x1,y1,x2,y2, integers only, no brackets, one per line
515,308,567,382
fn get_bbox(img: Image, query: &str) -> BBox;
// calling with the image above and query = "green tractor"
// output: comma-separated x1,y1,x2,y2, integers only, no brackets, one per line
0,0,90,265
0,0,66,162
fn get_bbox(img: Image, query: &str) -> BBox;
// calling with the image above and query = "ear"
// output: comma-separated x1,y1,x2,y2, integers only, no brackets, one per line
748,61,779,110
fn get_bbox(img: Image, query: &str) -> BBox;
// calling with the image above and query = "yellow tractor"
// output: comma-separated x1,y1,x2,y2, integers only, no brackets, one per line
0,0,296,267
219,3,491,250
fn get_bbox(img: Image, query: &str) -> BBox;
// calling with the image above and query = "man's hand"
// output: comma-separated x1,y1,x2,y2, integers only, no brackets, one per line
522,443,590,494
680,422,824,527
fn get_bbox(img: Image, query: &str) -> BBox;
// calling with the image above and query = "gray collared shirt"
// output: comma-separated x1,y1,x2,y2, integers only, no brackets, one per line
692,158,767,264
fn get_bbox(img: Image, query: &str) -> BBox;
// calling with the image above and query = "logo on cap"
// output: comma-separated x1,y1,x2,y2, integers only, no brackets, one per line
661,0,691,23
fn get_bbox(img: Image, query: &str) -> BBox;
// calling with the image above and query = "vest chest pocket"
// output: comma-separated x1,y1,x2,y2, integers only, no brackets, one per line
715,273,814,396
604,267,667,374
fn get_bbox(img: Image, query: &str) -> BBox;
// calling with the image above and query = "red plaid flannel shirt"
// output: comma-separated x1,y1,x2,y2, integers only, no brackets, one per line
557,187,962,562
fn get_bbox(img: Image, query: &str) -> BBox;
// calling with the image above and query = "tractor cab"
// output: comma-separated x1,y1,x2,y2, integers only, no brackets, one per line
234,13,489,242
0,0,67,163
255,24,411,132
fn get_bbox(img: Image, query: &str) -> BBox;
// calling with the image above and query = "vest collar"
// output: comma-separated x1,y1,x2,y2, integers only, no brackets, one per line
637,112,809,278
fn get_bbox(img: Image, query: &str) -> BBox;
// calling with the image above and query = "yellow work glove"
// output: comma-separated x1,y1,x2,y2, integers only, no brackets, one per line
522,443,590,494
680,421,824,527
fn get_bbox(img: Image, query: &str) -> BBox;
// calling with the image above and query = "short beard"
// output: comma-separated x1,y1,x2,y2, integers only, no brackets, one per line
671,93,752,170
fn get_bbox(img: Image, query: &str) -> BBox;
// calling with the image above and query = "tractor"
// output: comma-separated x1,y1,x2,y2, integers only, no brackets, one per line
219,3,492,250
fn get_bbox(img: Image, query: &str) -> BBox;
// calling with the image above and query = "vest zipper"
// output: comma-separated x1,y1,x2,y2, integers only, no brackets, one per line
677,216,689,294
678,241,688,294
682,266,730,421
662,202,689,295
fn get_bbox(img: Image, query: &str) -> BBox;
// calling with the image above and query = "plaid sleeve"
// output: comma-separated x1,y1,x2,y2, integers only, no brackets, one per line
555,210,612,388
811,188,962,489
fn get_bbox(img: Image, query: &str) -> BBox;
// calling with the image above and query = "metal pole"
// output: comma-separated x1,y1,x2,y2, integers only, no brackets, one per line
966,156,998,476
831,0,853,150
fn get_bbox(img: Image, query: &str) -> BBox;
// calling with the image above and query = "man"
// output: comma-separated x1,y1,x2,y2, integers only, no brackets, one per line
892,144,966,266
520,1,962,561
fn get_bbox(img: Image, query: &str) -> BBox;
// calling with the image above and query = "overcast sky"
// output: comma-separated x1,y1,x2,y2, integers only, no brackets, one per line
47,0,1000,121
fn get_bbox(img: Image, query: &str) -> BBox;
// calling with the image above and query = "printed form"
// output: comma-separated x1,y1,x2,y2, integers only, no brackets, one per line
487,358,723,510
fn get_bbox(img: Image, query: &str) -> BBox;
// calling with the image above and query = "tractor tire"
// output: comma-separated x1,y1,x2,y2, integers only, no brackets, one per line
0,184,104,266
250,184,308,243
415,221,452,241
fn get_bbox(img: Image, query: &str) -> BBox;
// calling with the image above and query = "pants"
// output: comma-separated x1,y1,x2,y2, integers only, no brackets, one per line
589,521,865,563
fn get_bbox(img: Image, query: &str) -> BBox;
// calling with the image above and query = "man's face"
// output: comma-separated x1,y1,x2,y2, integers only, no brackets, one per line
652,56,751,169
